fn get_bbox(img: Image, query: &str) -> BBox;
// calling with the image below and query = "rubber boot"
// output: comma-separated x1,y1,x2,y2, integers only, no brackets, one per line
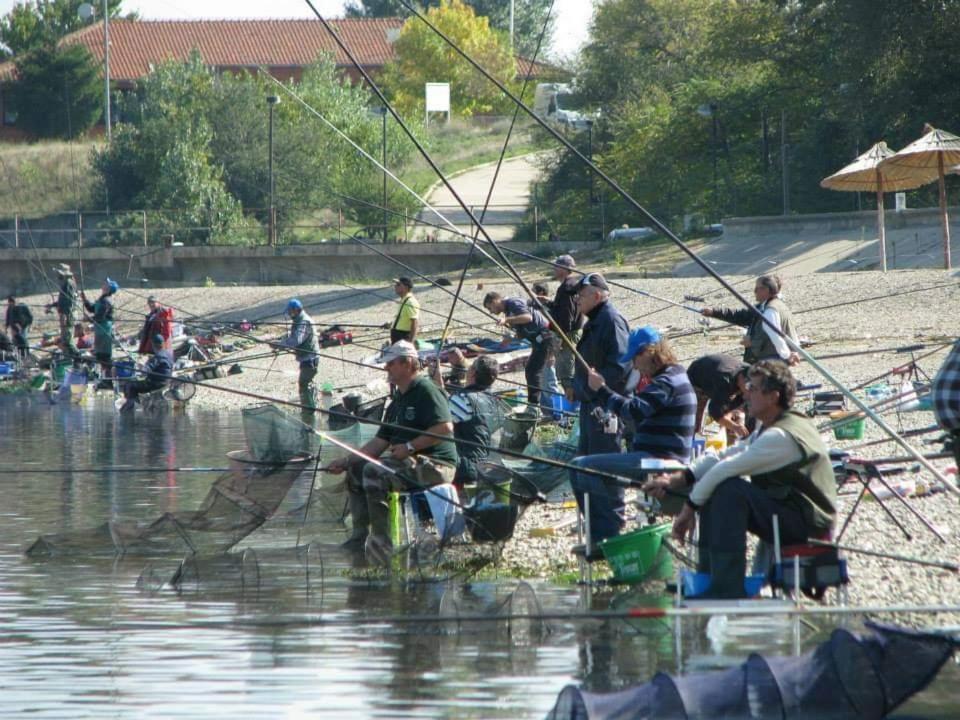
342,490,369,548
365,490,394,567
699,551,747,599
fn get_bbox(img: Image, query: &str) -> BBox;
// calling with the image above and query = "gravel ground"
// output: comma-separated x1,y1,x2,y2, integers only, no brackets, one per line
23,268,960,620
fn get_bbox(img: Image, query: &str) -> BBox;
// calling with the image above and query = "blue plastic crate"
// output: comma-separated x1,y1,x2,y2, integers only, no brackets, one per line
680,569,765,598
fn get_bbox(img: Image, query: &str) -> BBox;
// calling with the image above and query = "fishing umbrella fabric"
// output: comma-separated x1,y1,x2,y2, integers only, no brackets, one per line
879,126,960,270
820,141,930,272
545,622,958,720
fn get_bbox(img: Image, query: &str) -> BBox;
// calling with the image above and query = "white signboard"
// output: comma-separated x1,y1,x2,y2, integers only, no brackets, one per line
425,83,451,124
895,192,907,212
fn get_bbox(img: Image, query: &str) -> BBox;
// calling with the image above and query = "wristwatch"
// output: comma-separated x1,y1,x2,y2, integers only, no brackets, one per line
405,441,416,454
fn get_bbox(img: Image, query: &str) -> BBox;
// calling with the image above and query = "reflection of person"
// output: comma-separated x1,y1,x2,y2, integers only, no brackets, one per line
121,334,173,411
389,277,420,344
483,290,554,413
46,264,78,358
551,254,584,401
280,298,320,426
686,353,750,439
644,360,836,599
430,353,500,487
81,278,119,379
138,295,174,354
327,341,458,565
932,340,960,469
701,275,800,365
5,295,32,359
570,326,696,551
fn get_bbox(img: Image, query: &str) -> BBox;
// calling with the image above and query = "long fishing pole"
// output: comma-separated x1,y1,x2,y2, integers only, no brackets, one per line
358,0,960,502
808,539,959,573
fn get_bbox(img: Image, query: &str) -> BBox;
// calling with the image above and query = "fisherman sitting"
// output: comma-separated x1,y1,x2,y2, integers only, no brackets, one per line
327,340,458,566
120,333,173,412
570,326,696,557
429,351,500,488
642,360,837,598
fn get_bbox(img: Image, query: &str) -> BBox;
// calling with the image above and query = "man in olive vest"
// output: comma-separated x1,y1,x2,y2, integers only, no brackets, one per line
643,360,836,598
701,275,799,365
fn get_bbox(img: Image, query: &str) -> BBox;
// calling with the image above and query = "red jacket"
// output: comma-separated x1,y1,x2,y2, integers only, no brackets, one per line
138,307,174,354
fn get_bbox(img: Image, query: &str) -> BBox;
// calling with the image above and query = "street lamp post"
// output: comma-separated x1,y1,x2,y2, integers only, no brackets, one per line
266,95,280,246
370,106,388,242
697,102,719,221
78,2,110,142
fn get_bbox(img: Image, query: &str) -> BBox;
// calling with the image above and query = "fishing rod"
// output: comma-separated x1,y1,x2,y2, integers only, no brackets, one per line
843,424,943,452
849,343,953,392
0,466,232,474
343,0,960,503
808,539,959,573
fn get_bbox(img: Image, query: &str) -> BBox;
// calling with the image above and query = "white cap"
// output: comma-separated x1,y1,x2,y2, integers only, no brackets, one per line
376,340,419,363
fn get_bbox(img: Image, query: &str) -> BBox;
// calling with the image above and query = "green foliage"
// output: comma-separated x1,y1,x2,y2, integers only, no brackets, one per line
0,0,124,56
92,52,243,243
381,0,518,117
344,0,554,57
532,0,960,240
8,44,102,139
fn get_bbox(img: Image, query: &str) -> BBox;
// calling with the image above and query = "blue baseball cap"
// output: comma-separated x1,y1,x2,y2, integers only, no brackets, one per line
286,298,303,312
105,278,120,294
619,325,661,363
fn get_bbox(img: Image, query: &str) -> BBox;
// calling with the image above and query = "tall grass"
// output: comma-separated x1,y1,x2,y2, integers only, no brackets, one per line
0,140,99,218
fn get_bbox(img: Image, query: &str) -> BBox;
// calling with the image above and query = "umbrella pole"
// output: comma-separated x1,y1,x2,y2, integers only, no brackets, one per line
876,169,887,272
939,153,951,270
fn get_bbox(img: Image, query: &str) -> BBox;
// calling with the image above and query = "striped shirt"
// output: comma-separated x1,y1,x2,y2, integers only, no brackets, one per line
596,364,697,462
933,340,960,431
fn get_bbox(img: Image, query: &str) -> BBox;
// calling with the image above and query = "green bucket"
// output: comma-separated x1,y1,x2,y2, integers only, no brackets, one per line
599,523,673,583
53,360,71,383
465,463,514,505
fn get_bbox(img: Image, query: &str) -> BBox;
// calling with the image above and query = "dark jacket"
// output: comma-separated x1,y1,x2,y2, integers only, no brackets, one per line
551,276,583,335
5,303,32,332
573,300,629,403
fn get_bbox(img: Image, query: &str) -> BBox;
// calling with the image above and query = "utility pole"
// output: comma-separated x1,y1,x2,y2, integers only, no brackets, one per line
510,0,515,51
781,110,790,216
267,95,280,246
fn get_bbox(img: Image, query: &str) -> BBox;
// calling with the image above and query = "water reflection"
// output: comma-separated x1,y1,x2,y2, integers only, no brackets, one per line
0,398,956,718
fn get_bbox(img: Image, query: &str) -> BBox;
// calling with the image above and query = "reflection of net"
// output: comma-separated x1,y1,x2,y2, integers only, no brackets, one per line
435,582,547,638
500,441,577,500
25,454,312,558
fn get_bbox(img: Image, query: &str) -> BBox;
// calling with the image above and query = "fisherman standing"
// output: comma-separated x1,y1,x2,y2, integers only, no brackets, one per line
389,277,420,344
328,340,458,565
550,255,584,401
45,263,78,358
81,278,119,381
701,274,800,365
572,273,630,461
5,295,33,360
483,290,555,414
138,295,174,354
280,298,320,426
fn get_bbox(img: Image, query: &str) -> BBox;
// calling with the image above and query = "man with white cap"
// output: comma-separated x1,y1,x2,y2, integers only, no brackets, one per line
280,298,320,426
551,254,583,400
46,263,78,358
328,340,458,564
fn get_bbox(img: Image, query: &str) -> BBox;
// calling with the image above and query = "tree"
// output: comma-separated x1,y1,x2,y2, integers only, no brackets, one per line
0,0,124,56
8,43,102,138
344,0,554,57
381,0,518,117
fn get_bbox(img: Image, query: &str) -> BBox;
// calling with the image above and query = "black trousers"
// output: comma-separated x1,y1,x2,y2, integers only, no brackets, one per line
524,335,552,407
698,477,809,558
390,329,412,344
125,379,166,401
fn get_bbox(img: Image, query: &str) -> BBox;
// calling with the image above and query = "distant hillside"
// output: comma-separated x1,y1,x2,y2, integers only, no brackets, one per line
0,141,98,218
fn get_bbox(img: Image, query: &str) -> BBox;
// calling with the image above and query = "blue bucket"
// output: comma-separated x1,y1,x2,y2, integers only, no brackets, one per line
0,361,13,376
115,360,135,379
680,569,766,598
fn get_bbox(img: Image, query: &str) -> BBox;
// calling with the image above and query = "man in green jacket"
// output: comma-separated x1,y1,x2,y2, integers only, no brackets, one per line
644,360,836,598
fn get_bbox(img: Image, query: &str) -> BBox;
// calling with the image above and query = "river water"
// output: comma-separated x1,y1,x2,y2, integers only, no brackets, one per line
1,395,957,718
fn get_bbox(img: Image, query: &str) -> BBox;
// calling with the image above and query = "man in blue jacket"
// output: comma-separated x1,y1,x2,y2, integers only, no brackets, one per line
571,324,697,555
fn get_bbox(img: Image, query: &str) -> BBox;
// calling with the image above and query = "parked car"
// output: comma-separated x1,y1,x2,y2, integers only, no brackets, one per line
606,226,657,243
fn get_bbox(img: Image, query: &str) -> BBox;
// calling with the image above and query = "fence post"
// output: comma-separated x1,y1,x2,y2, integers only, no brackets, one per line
77,211,83,248
142,211,148,247
404,209,408,243
338,206,343,244
534,205,539,243
13,214,19,248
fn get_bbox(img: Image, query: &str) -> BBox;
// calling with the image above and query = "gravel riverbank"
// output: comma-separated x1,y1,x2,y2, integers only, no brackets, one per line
22,268,960,621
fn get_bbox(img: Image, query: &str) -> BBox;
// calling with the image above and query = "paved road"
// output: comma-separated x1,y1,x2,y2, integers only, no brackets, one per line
416,153,545,243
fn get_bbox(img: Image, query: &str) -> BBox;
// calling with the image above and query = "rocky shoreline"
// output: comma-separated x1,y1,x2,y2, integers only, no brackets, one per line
21,268,960,621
